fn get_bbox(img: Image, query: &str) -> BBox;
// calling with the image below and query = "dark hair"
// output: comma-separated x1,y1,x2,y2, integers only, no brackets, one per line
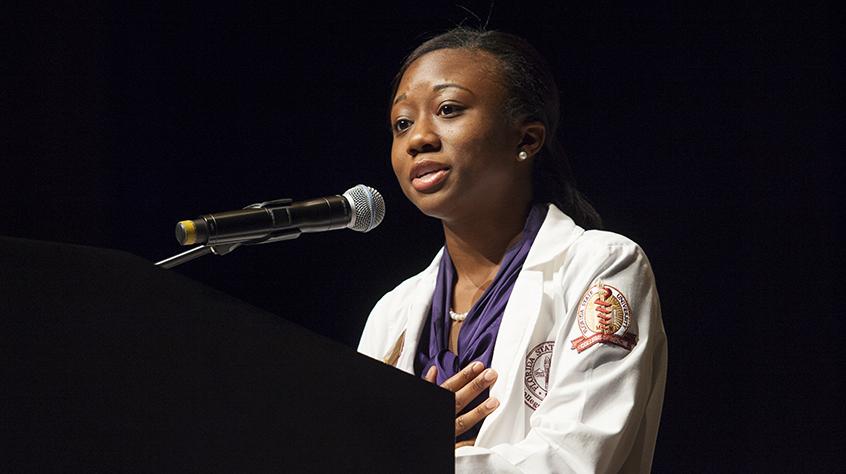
390,27,602,229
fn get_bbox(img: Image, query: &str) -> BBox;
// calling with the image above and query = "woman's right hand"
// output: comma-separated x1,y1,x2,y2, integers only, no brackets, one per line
424,361,500,439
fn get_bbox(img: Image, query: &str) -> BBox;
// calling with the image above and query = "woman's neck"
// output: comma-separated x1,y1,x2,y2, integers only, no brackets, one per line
442,198,532,286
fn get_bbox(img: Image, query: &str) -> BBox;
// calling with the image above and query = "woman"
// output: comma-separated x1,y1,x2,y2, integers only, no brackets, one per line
359,27,667,473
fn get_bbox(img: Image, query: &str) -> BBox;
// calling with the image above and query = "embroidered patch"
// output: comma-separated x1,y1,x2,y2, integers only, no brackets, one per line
571,283,637,353
524,341,554,410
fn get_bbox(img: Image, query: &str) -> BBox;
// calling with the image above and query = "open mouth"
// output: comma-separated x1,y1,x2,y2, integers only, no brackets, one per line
410,161,451,192
414,167,448,179
410,161,450,180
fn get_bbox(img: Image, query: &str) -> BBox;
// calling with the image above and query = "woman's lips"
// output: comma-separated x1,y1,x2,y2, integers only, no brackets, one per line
409,161,451,193
411,168,450,193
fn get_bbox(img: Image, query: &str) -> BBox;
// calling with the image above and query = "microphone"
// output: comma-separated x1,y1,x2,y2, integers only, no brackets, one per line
174,184,385,246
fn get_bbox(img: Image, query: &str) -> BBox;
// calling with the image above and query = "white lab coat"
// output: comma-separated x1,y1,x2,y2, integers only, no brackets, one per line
358,204,667,473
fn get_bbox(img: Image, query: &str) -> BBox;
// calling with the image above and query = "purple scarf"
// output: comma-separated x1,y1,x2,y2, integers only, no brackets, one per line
415,204,548,441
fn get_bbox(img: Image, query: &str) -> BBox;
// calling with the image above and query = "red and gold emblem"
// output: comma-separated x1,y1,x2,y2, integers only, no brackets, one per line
571,283,637,353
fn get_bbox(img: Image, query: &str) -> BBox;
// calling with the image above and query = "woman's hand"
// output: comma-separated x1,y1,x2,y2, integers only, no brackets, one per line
424,362,500,444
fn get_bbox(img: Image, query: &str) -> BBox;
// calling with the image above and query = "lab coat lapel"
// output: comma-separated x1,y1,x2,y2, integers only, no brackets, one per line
395,250,441,373
478,269,544,440
477,205,582,441
487,204,577,386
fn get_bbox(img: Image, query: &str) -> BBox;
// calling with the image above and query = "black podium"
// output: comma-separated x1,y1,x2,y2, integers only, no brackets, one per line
0,237,453,472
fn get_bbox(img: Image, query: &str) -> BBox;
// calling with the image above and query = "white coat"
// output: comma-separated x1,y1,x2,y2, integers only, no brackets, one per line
358,204,667,473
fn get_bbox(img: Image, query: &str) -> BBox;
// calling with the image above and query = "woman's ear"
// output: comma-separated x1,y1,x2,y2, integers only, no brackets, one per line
517,122,546,158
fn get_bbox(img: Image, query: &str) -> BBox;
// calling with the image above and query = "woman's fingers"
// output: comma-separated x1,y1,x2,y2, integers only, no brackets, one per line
424,365,437,383
455,439,476,449
455,397,500,437
433,362,501,437
454,367,498,413
441,361,485,392
437,362,499,413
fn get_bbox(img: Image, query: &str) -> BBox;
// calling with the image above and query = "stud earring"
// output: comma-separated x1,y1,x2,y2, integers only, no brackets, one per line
517,150,529,161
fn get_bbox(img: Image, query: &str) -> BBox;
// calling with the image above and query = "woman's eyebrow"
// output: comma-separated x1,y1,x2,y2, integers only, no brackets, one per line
393,83,474,106
433,83,473,94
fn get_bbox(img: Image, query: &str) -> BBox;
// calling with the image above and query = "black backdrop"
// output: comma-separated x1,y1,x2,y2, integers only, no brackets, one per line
3,2,840,471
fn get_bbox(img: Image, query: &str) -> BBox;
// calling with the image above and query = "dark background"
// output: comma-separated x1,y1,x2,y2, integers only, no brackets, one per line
3,1,839,471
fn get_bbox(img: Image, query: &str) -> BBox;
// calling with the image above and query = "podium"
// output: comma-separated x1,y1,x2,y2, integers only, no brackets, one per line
0,237,453,472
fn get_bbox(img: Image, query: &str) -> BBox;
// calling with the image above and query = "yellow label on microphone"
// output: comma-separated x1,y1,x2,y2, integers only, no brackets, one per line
178,220,197,245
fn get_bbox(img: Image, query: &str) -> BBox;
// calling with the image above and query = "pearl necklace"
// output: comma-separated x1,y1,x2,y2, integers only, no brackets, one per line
451,264,500,322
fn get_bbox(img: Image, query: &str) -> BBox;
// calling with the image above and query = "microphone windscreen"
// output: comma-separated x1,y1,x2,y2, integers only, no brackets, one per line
344,185,385,232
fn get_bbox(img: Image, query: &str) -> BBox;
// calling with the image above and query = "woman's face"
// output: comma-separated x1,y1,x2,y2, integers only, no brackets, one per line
389,48,528,222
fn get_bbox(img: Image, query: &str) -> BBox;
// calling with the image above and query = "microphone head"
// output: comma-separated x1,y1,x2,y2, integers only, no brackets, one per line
343,185,385,232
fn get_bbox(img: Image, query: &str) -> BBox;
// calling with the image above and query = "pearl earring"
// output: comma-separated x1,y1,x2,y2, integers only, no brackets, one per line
517,150,529,161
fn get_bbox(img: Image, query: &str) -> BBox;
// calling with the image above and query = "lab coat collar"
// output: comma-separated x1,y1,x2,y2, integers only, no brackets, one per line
521,204,584,270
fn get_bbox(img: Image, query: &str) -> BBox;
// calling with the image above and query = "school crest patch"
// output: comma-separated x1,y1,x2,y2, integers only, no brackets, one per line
571,283,637,353
524,341,554,410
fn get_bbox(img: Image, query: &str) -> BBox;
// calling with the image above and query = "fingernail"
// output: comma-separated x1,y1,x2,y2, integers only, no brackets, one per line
427,366,436,378
485,398,499,409
484,369,497,381
472,361,483,372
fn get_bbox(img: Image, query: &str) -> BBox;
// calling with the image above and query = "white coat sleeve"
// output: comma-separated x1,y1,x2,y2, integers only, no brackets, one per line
358,291,392,360
455,241,668,473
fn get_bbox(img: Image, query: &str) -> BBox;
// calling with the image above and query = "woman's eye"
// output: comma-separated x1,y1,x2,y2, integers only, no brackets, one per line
394,118,412,132
438,104,462,116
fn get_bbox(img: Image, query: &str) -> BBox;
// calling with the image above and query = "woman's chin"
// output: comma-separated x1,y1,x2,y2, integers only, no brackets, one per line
408,192,457,222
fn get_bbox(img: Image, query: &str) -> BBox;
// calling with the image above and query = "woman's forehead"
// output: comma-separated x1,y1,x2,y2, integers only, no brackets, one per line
395,49,503,97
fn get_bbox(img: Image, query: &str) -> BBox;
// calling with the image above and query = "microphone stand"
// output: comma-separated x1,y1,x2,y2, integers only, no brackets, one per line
155,245,214,269
155,198,301,269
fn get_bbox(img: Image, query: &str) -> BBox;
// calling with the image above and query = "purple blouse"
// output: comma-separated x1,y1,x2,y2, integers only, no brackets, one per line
414,204,548,441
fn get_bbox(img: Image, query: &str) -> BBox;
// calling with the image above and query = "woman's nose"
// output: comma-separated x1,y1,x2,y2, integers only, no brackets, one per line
406,119,441,157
